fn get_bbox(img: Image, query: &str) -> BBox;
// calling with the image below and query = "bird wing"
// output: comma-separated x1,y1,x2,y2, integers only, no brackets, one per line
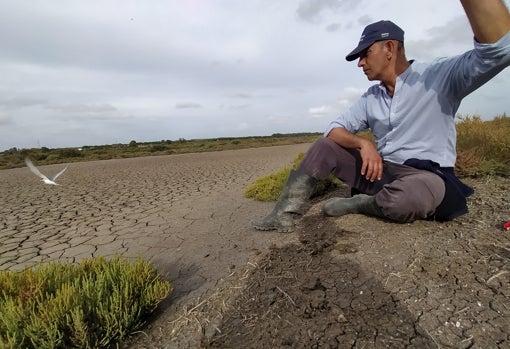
24,157,50,181
51,166,68,181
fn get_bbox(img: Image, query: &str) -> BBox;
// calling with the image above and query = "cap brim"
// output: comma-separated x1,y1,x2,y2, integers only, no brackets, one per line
345,41,373,61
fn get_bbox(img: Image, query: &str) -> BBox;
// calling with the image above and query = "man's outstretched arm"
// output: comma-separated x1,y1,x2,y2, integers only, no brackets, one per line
460,0,510,43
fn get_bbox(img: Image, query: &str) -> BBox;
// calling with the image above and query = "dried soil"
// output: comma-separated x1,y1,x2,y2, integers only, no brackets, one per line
126,176,510,349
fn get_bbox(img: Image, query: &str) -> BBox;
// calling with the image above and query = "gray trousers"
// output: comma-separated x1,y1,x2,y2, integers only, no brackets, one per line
298,137,446,223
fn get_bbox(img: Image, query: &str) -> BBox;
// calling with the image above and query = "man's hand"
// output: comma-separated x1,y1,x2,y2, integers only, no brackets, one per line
359,140,383,182
327,127,383,182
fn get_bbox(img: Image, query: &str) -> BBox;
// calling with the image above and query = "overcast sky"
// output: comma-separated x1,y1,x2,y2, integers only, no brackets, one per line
1,0,509,151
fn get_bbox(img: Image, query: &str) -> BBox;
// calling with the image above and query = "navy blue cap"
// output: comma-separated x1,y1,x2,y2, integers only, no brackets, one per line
346,20,404,61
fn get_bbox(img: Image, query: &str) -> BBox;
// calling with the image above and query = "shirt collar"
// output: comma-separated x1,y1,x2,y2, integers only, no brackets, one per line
378,60,415,94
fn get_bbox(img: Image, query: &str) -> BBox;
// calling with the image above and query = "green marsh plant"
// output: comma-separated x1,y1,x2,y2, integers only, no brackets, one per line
0,256,171,349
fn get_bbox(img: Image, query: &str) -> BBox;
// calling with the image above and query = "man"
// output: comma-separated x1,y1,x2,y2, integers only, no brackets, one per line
252,0,510,232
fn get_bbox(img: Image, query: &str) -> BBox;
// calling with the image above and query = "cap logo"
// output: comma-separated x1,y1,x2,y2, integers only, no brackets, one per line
359,34,365,42
381,32,389,38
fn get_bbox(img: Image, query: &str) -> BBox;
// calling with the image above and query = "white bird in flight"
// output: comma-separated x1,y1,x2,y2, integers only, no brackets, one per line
25,157,68,185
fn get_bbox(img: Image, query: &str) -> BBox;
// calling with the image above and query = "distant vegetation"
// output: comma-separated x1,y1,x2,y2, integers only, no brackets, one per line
1,115,509,177
0,133,322,170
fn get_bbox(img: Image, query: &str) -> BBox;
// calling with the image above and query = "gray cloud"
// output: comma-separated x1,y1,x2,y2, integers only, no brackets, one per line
225,92,253,99
175,102,202,109
296,0,361,23
0,3,216,79
356,15,375,27
325,23,340,32
0,114,12,125
222,104,251,110
0,97,47,109
46,103,117,114
0,1,507,151
297,0,339,22
406,16,472,60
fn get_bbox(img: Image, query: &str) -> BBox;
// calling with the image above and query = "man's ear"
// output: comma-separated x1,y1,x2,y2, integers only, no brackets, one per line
385,40,397,60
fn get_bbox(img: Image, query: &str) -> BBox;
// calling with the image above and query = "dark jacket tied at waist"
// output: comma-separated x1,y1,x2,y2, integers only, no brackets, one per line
404,158,474,221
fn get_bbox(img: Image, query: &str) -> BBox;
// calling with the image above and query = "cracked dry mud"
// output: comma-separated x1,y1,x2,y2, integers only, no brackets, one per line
129,179,509,348
1,144,509,349
197,177,510,349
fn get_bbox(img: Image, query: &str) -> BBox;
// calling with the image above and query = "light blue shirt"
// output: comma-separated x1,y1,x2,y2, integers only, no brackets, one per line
325,31,510,167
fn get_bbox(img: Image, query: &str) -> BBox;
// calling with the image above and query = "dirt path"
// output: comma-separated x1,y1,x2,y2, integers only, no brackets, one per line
1,144,508,348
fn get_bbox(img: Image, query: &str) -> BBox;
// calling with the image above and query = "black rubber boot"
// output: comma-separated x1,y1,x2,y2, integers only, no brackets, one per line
252,170,317,232
322,194,385,218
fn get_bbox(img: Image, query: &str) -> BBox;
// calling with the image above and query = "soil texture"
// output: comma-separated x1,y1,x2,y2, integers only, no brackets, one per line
129,177,510,349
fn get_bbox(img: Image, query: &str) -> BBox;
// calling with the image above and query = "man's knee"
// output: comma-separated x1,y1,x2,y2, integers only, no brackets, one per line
297,137,343,180
376,172,445,223
302,137,337,161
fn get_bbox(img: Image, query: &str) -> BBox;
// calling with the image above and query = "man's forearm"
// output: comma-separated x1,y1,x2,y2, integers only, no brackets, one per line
326,127,372,150
460,0,510,43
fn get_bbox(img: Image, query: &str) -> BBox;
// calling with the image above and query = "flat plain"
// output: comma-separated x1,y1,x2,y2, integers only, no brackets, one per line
1,143,509,348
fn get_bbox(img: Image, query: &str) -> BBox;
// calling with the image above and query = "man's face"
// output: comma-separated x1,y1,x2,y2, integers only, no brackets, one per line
357,41,388,81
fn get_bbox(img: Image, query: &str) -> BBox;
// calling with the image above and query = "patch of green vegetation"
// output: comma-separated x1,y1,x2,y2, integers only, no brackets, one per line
244,153,343,201
2,116,508,176
0,133,322,170
0,256,171,349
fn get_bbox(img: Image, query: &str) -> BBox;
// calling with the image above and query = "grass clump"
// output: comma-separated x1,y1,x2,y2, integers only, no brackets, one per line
455,115,510,176
244,153,341,201
244,168,291,202
0,256,172,349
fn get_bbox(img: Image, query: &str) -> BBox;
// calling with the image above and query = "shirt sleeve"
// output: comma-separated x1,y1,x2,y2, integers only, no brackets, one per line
439,30,510,100
323,90,371,137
